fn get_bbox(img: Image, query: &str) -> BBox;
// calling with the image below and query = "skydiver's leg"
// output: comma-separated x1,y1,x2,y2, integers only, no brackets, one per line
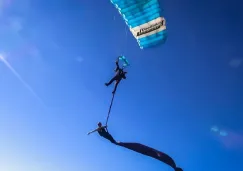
105,76,118,86
105,132,117,144
105,77,116,86
99,131,117,144
112,80,120,94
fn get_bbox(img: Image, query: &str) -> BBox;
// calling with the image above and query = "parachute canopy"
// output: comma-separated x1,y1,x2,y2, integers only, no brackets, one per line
111,0,167,49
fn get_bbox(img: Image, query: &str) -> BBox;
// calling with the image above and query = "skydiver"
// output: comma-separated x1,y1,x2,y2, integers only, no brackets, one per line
87,122,117,144
105,59,127,94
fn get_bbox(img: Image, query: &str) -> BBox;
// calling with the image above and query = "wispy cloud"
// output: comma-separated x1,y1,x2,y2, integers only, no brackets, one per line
8,17,23,33
49,41,60,50
27,44,41,59
0,54,45,106
211,126,243,150
220,131,243,150
0,0,11,15
76,56,84,63
229,58,243,68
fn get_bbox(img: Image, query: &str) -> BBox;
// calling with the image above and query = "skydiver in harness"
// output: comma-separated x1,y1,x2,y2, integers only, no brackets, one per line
105,58,127,94
87,122,117,144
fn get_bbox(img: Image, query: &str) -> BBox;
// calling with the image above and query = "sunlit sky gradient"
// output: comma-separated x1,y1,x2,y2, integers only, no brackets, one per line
0,0,243,171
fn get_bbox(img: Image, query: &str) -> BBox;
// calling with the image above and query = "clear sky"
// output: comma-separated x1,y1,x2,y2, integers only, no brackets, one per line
0,0,243,171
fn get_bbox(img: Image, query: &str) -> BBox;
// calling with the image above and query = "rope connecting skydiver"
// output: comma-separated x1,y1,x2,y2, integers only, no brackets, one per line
105,93,115,126
87,58,127,140
104,58,127,126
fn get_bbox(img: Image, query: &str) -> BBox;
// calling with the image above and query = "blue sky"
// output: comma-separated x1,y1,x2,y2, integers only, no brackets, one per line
0,0,243,171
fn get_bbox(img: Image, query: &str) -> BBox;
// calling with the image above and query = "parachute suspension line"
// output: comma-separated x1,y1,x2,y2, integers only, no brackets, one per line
105,92,115,126
123,24,128,55
106,16,127,128
113,14,128,56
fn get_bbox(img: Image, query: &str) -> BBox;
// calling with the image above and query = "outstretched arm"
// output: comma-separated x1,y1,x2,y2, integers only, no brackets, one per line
87,126,107,135
87,128,99,135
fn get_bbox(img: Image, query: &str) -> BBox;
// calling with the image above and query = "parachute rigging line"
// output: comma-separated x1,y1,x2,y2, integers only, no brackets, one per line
123,24,128,55
105,92,115,126
114,14,129,56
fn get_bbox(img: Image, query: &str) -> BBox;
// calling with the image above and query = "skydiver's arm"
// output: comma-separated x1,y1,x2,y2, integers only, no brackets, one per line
87,128,99,135
87,126,107,135
115,60,120,71
116,60,120,67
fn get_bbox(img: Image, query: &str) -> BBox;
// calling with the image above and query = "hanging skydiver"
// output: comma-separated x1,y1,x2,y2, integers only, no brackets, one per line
105,58,127,94
87,123,183,171
87,122,117,144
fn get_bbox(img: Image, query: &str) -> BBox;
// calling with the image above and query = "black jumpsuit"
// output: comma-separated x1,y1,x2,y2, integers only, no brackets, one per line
105,62,127,94
98,127,117,144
